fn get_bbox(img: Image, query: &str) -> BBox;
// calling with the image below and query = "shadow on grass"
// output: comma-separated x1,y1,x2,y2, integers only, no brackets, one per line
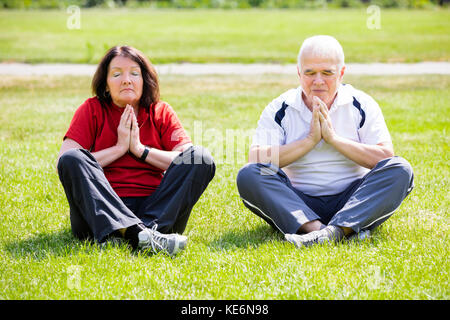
3,228,128,260
4,228,73,260
208,224,384,252
4,225,384,260
208,224,284,251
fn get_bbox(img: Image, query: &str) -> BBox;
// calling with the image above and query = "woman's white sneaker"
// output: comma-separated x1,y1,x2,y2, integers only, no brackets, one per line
138,226,187,256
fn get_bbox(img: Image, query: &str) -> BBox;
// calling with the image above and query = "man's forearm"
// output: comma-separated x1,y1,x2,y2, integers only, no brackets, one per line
249,137,317,168
329,136,394,169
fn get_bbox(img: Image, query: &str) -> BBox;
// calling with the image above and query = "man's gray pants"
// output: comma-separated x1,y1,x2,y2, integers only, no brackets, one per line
236,157,414,234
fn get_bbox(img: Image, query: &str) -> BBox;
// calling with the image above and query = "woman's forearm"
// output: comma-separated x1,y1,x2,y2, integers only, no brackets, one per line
58,138,125,170
91,145,128,168
142,147,182,171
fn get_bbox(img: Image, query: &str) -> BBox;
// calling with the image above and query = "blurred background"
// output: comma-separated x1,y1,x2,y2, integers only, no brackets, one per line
1,0,449,65
1,0,449,9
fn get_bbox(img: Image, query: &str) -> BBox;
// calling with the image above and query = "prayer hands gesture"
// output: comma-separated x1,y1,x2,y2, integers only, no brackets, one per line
308,96,337,145
116,104,133,153
117,104,145,157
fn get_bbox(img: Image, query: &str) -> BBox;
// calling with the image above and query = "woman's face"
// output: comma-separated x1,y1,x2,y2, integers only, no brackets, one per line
106,56,143,108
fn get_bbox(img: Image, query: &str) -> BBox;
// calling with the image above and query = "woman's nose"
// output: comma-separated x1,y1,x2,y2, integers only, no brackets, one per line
121,74,131,84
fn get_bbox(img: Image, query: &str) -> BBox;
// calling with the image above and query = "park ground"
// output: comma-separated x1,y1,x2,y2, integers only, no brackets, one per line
0,8,448,300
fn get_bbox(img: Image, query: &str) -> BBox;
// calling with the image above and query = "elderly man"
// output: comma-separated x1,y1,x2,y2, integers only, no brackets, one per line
236,35,414,248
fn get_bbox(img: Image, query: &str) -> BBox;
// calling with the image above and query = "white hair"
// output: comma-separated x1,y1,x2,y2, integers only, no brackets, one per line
297,35,345,71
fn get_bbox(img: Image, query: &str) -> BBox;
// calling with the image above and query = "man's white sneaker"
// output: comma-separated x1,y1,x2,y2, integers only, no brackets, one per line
285,225,345,248
346,229,371,242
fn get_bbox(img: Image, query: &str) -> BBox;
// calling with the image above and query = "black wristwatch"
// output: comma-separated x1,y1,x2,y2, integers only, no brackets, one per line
140,146,150,161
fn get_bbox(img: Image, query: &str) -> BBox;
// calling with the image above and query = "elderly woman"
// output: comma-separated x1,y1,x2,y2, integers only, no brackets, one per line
57,46,215,255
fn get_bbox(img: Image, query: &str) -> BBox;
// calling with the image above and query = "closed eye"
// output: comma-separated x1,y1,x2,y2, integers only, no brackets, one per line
303,70,335,76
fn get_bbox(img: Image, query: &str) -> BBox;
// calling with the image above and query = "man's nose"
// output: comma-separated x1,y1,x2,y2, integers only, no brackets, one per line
312,73,324,84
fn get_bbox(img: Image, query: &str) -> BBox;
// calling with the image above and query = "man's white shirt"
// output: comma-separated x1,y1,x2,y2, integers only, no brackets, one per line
252,84,392,196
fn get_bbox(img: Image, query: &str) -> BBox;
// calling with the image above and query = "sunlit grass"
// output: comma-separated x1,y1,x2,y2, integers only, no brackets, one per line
0,74,448,299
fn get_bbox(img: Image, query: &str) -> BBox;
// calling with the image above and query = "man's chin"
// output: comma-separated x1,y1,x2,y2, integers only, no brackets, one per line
310,94,329,103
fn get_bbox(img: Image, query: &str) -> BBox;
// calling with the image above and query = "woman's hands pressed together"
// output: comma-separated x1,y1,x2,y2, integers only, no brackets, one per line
113,103,188,170
116,104,133,154
129,106,146,158
116,104,145,159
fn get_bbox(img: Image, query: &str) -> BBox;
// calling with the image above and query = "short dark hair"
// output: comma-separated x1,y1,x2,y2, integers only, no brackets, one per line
91,45,160,110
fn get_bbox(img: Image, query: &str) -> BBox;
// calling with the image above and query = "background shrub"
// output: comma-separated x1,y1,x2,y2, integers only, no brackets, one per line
0,0,448,9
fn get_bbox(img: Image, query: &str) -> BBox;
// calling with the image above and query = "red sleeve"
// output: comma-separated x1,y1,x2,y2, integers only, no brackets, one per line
64,98,98,150
154,102,192,151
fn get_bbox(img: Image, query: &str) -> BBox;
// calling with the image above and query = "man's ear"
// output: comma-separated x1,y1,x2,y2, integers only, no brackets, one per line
339,65,346,81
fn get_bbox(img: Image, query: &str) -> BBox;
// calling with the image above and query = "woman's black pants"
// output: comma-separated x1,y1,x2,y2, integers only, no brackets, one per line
57,146,215,243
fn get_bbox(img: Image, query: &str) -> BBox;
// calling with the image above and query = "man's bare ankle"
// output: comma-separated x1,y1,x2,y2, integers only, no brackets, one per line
297,220,325,234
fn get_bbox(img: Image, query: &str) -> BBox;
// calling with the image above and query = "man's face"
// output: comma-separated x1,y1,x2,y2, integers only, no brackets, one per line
297,53,345,109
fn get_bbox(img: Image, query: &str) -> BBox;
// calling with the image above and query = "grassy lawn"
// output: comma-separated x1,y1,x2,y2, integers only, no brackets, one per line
0,8,449,64
0,73,448,299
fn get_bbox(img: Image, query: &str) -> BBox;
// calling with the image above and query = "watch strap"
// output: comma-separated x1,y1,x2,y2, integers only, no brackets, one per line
140,146,150,161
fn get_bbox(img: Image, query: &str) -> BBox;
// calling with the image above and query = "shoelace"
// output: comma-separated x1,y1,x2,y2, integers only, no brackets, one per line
294,229,331,245
148,224,169,253
302,230,324,243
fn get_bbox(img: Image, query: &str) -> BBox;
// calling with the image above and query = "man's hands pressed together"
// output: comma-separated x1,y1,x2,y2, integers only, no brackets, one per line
315,96,337,145
248,94,394,170
309,96,394,169
307,101,322,145
307,95,337,145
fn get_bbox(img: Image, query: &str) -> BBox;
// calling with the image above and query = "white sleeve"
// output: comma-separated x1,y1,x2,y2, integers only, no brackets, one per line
251,101,286,147
358,95,392,145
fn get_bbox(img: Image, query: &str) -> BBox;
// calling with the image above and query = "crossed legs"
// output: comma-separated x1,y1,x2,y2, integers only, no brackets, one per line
57,146,215,244
236,157,414,243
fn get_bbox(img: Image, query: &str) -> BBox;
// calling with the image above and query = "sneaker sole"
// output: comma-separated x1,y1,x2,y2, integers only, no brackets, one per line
284,233,305,248
285,233,342,248
347,229,371,242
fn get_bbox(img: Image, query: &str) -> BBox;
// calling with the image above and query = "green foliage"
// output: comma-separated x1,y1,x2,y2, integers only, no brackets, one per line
0,0,446,9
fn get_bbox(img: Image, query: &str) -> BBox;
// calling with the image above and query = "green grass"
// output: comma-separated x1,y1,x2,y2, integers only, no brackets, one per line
0,73,448,299
0,8,449,64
